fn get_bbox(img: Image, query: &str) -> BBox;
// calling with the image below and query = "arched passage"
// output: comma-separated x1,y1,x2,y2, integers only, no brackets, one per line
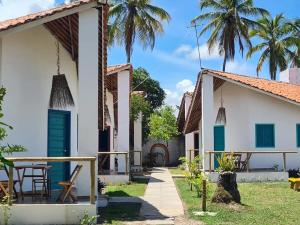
150,143,170,166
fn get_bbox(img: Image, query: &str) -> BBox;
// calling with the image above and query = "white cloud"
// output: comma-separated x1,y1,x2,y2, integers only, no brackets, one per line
226,61,256,76
164,79,195,114
174,44,222,61
0,0,57,21
176,79,194,92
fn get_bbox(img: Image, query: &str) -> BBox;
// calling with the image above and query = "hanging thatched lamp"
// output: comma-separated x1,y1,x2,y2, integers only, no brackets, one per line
215,88,226,125
49,41,74,109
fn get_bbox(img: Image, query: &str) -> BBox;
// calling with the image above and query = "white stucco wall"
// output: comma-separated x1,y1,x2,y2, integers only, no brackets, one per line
77,8,99,195
203,76,300,170
1,25,78,158
0,25,79,191
184,94,195,161
106,89,116,171
116,70,130,172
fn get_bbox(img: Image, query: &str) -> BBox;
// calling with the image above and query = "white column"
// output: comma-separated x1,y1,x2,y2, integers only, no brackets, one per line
134,112,142,166
201,74,214,171
0,38,2,85
185,133,194,162
184,94,194,162
78,8,99,195
117,70,130,173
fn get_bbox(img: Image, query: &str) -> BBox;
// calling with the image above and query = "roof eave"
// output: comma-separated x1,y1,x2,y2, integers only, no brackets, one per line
0,1,100,37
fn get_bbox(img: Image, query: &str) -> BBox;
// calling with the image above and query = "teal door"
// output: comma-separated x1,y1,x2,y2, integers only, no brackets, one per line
214,125,225,169
48,110,71,190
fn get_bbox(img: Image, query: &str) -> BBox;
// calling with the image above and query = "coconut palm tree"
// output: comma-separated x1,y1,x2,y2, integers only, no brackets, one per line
192,0,268,71
247,14,299,80
108,0,170,63
287,18,300,68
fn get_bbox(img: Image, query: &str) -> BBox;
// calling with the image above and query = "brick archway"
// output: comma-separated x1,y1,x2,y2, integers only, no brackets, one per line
150,143,170,166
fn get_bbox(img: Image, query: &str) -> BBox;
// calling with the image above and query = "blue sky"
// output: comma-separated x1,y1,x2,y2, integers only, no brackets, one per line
0,0,299,107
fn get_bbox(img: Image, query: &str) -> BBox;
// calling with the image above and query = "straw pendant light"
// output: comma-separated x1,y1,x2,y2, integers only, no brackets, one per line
49,41,74,109
215,88,226,125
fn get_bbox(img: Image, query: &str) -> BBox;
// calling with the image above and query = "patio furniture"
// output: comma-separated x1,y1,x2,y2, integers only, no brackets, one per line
0,180,8,198
0,166,19,199
57,164,83,203
288,178,300,191
32,164,52,198
15,164,52,199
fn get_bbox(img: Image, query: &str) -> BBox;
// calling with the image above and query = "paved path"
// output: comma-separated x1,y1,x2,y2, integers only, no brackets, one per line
139,167,184,224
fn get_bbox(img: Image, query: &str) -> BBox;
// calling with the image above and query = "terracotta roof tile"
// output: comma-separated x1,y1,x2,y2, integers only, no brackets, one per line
204,69,300,104
107,64,132,75
184,69,300,134
0,0,96,32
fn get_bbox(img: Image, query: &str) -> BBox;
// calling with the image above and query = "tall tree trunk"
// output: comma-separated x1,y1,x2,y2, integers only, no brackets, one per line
222,56,227,72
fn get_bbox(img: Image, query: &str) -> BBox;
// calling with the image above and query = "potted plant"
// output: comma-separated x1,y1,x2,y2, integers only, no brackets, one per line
211,153,241,204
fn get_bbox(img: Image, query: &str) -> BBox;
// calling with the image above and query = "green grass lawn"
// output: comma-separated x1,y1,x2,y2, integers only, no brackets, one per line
168,167,186,175
99,202,141,225
104,178,149,197
175,178,300,225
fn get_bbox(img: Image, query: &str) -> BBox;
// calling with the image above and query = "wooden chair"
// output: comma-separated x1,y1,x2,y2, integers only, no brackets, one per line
0,166,18,199
33,165,52,198
0,180,9,198
240,153,252,171
56,165,83,203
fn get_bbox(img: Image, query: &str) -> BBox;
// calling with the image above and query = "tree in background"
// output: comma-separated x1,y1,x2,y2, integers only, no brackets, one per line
149,106,179,146
132,67,165,142
130,94,150,121
247,14,299,80
108,0,170,63
192,0,268,71
0,88,25,167
287,18,300,68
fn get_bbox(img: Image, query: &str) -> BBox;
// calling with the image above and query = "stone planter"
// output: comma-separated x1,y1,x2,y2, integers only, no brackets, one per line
212,172,241,204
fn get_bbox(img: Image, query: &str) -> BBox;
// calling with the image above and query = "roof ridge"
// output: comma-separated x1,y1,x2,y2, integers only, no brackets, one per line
203,68,300,87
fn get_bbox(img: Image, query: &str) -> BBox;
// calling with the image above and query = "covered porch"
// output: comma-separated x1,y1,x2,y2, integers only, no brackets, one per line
1,156,96,225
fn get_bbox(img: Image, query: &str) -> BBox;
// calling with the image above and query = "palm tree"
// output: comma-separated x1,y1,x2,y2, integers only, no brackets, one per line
287,18,300,68
247,14,299,80
108,0,170,63
192,0,268,71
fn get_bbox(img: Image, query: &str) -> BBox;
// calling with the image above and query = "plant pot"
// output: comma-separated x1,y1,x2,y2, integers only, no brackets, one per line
212,172,241,204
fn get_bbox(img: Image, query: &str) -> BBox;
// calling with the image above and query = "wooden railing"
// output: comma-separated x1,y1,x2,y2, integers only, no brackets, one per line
187,149,199,162
205,151,298,173
6,156,96,205
97,152,129,175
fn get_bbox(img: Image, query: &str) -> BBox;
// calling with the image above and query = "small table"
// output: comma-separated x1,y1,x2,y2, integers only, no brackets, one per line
15,164,52,199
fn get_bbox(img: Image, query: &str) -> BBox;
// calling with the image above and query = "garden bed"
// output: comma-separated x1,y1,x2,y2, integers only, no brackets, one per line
175,178,299,225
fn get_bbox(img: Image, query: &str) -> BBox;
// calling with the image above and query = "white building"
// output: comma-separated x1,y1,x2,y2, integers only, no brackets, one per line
183,68,300,180
0,0,109,224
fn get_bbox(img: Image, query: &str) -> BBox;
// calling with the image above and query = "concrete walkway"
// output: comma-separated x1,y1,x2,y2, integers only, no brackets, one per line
139,167,184,224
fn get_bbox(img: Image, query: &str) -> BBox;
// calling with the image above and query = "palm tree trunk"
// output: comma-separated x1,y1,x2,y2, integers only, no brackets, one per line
222,56,227,72
127,54,131,63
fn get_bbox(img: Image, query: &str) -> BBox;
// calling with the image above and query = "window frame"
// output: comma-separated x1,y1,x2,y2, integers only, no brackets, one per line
255,124,275,148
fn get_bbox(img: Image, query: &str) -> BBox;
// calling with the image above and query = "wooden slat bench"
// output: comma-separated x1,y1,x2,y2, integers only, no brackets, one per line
288,178,300,191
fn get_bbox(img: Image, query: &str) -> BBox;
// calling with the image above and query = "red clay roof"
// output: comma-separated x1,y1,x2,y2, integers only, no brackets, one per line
0,0,97,32
183,69,300,134
203,69,300,104
107,64,132,75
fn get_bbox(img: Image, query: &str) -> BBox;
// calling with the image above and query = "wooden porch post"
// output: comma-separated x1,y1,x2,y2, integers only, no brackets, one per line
209,152,212,173
8,166,13,205
283,153,286,172
90,159,96,204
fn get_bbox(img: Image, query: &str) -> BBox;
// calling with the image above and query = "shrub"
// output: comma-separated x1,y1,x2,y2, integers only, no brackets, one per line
216,153,236,173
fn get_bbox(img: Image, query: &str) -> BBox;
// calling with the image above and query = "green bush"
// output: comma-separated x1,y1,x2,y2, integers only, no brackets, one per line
216,153,236,172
